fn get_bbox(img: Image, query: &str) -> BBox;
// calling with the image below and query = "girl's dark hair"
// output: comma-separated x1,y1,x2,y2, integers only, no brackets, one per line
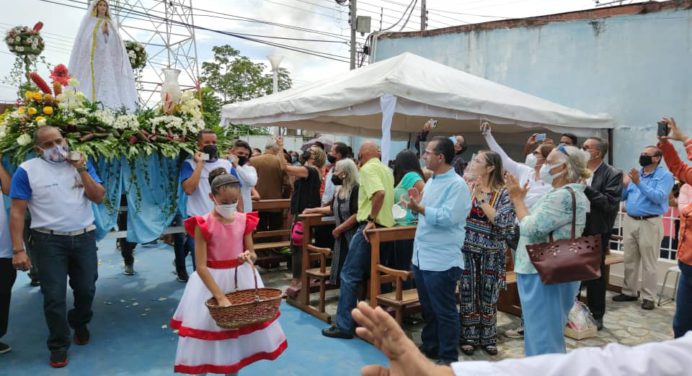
393,149,424,186
480,151,505,190
208,167,239,194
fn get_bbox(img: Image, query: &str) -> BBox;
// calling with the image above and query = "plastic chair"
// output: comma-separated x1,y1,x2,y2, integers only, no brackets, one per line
658,265,681,306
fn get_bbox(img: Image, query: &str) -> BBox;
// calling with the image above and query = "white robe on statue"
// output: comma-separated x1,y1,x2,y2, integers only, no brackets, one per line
68,1,138,112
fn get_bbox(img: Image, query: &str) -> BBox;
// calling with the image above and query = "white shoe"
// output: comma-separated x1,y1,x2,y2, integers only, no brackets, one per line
505,326,524,339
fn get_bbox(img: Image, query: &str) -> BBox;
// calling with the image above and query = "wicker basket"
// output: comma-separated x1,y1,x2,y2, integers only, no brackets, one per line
205,261,282,329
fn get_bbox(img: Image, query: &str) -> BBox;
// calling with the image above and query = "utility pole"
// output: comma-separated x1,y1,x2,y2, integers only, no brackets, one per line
350,0,357,70
421,0,427,31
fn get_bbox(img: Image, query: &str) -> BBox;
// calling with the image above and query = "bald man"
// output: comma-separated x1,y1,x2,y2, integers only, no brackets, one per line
322,141,395,339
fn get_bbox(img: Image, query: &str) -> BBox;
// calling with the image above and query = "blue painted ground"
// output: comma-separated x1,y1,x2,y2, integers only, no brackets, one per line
3,240,386,375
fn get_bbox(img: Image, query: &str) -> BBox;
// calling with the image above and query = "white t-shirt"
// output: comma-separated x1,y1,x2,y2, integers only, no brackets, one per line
181,158,234,217
10,158,102,232
235,163,257,212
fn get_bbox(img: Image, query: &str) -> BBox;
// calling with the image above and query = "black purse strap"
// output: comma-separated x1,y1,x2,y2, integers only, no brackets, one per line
548,186,577,242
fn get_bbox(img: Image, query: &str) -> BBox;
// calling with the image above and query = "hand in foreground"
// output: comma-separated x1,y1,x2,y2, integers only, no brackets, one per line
68,154,87,171
216,296,231,308
332,227,342,239
352,302,453,376
362,221,376,243
12,251,32,272
505,173,528,202
480,121,492,135
405,196,424,214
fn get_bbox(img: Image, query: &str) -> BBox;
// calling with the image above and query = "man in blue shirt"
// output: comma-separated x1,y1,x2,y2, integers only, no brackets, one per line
614,146,674,310
406,136,471,365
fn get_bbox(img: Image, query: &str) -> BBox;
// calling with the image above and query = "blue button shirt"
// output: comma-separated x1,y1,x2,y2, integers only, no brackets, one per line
622,165,674,217
412,168,472,272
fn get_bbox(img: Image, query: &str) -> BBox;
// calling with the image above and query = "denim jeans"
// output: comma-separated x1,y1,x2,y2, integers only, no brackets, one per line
674,261,692,338
335,225,371,332
414,265,462,363
31,230,98,351
0,258,17,338
172,215,196,272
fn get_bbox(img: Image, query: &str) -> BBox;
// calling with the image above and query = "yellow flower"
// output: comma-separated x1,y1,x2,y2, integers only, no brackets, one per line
18,106,26,114
31,92,43,101
43,106,53,115
36,117,47,126
24,91,34,102
28,107,37,115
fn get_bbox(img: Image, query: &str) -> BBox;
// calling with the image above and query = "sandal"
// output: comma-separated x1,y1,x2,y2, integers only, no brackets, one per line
483,345,498,356
460,344,475,356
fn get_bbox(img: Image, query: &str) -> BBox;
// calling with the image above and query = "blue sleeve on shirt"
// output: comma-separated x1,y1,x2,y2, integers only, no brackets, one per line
179,161,193,183
229,167,242,188
87,160,103,184
10,167,31,200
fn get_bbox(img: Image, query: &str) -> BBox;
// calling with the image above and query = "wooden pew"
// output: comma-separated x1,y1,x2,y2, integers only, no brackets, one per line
365,226,417,307
252,199,291,268
376,265,419,326
285,213,335,323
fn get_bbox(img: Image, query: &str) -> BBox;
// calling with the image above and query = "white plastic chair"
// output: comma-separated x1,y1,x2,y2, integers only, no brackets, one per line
657,265,681,306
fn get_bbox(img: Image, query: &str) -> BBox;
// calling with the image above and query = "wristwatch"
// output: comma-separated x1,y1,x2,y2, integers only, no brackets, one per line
76,166,88,173
366,214,375,223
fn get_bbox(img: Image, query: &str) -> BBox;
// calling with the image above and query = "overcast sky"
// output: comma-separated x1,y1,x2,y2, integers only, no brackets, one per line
0,0,649,103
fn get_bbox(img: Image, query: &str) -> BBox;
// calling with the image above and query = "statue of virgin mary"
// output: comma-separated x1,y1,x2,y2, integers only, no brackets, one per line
68,0,138,112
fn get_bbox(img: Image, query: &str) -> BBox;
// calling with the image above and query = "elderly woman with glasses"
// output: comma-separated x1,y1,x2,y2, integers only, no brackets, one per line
506,144,592,356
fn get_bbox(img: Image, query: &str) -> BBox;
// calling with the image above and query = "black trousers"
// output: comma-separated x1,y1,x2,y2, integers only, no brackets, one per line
581,232,610,320
0,258,17,338
117,195,137,266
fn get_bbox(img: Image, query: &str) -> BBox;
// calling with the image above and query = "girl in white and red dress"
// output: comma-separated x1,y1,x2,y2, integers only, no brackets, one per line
171,169,287,375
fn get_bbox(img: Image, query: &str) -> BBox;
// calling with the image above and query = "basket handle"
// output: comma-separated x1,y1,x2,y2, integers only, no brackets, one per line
233,258,259,295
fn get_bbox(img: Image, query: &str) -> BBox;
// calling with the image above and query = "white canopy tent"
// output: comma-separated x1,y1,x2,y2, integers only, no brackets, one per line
221,52,613,161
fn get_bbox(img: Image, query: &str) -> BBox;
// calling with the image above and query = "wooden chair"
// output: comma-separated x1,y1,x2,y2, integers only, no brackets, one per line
304,245,333,314
375,265,419,325
252,199,292,268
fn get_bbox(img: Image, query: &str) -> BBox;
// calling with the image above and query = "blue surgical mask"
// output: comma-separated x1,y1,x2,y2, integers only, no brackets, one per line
539,162,565,185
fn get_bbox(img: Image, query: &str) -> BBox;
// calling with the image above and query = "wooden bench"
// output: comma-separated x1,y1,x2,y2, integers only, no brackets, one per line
375,265,419,325
304,244,333,315
252,199,291,268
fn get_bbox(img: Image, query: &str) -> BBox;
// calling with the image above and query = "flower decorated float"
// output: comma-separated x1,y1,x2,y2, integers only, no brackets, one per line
1,22,215,243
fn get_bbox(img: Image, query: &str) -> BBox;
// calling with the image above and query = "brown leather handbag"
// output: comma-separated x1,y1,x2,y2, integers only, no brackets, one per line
526,187,602,285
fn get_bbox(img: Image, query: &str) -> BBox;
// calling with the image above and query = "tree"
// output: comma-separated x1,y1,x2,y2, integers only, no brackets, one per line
200,45,292,104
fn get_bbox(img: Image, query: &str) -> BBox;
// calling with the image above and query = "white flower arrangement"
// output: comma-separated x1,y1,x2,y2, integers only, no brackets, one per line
93,109,116,126
16,133,31,146
113,114,139,131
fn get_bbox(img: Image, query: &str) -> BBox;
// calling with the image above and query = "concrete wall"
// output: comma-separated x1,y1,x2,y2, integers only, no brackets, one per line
372,4,692,168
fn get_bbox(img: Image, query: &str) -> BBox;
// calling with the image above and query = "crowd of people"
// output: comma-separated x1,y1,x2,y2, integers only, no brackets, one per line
1,115,691,374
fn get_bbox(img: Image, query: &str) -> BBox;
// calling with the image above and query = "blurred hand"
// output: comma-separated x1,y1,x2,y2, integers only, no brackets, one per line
628,168,640,185
193,151,204,165
505,173,529,202
12,251,31,272
480,121,492,135
332,227,342,239
663,117,687,142
526,133,538,146
216,296,231,308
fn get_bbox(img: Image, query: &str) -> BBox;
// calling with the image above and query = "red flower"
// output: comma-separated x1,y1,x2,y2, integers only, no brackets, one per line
129,135,138,145
50,64,71,86
29,72,52,94
33,22,43,32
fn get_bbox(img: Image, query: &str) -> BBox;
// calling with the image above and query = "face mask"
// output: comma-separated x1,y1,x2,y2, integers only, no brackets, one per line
526,153,537,169
202,144,218,161
301,150,311,162
331,174,343,186
237,156,248,166
639,155,653,167
327,155,337,164
539,162,565,185
41,144,69,163
215,202,237,219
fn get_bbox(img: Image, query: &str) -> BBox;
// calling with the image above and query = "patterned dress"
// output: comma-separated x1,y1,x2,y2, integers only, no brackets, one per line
460,188,516,347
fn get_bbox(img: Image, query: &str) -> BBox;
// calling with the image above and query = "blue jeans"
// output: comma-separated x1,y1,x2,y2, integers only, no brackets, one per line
674,261,692,338
172,215,196,272
31,230,98,352
414,265,462,363
335,226,371,332
517,273,579,356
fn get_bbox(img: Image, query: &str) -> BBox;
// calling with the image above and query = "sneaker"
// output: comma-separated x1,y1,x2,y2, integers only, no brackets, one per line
321,325,354,339
123,264,135,276
641,299,655,310
0,342,11,354
612,294,638,302
49,350,68,368
505,326,524,339
176,270,189,283
73,326,90,345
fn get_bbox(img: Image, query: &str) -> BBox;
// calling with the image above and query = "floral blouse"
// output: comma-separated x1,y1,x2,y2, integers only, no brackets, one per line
514,183,589,274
